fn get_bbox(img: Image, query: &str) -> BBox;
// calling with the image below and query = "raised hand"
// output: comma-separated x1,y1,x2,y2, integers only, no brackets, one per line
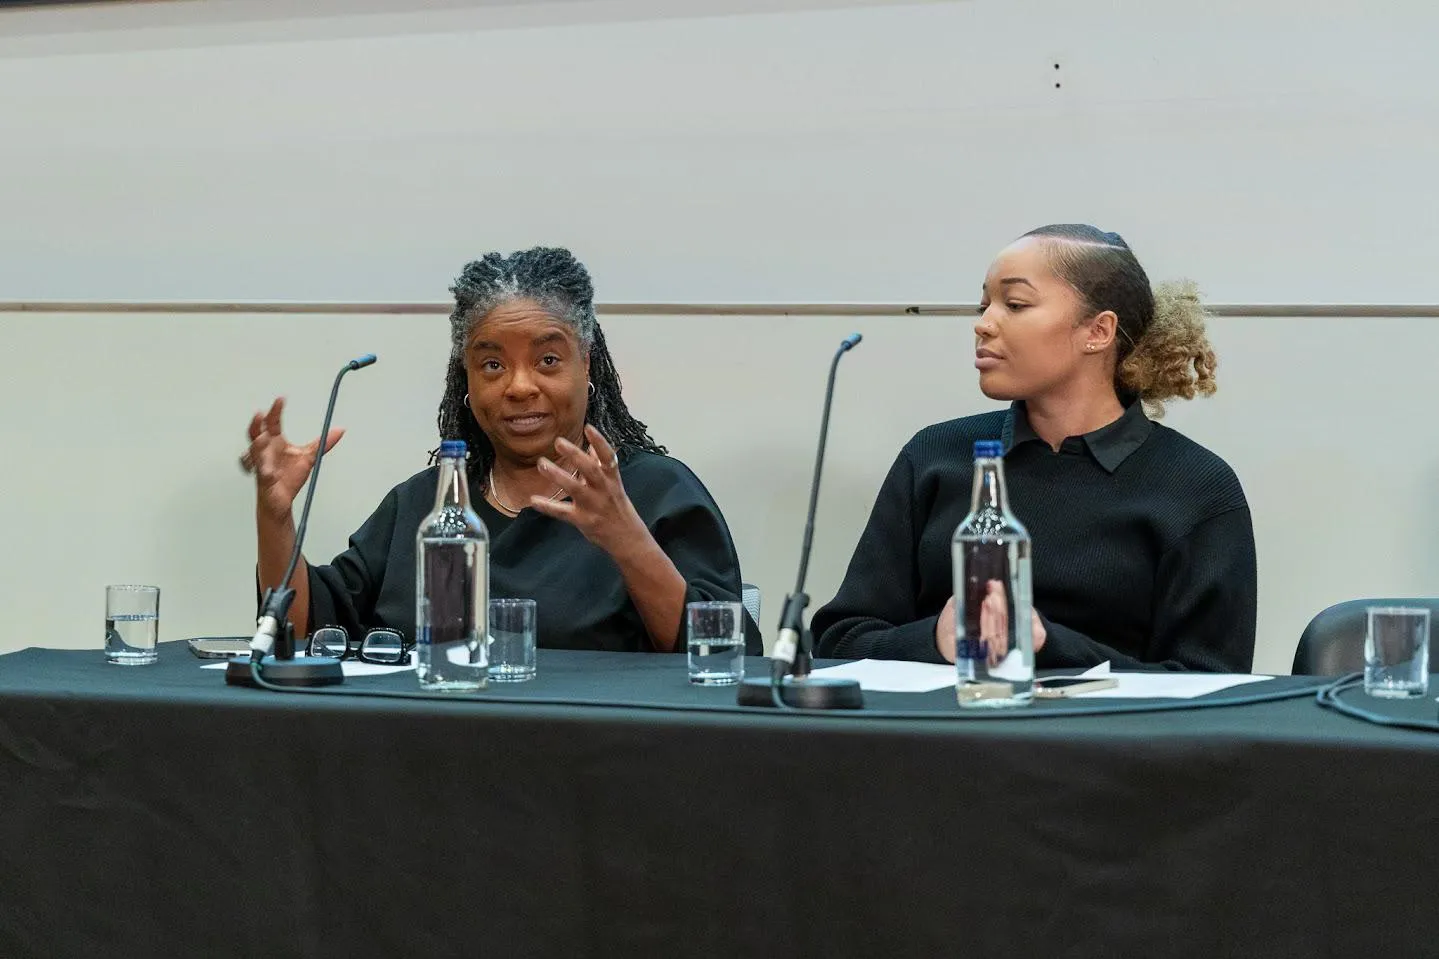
528,425,646,558
242,397,345,522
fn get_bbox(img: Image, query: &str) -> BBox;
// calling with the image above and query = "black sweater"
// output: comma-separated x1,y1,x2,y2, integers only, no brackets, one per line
307,450,762,655
812,402,1256,672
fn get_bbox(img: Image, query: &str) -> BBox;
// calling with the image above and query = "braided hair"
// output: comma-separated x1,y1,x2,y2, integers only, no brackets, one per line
434,247,665,483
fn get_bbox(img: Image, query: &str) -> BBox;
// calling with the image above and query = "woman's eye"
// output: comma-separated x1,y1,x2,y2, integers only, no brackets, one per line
481,359,502,373
976,304,989,316
1006,303,1027,312
540,355,561,367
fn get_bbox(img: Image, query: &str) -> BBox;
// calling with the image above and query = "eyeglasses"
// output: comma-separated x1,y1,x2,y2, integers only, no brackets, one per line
307,626,413,665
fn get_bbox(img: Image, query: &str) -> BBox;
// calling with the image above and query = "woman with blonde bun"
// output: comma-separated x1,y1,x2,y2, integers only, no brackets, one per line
814,224,1255,672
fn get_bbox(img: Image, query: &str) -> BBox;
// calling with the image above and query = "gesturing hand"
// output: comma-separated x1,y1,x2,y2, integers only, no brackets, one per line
528,425,647,558
243,397,345,523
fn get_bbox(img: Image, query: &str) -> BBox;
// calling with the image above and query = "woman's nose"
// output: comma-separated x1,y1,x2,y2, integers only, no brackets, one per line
505,367,539,397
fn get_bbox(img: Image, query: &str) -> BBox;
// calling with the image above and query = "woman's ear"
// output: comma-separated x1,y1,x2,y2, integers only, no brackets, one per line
1085,310,1119,352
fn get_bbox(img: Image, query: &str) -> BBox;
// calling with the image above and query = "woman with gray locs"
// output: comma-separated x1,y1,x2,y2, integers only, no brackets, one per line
240,246,759,654
812,224,1257,672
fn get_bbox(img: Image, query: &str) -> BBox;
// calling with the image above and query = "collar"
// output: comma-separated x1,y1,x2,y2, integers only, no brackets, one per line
1000,398,1152,474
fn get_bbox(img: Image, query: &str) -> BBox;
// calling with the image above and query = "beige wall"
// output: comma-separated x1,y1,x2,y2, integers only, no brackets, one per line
2,311,1434,675
2,0,1437,306
2,0,1438,673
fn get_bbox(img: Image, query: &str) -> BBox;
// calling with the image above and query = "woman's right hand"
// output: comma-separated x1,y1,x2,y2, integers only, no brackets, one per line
246,397,345,523
935,596,957,662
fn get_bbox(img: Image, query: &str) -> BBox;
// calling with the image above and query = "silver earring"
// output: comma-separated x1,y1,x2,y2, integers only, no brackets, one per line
463,393,470,405
588,381,595,396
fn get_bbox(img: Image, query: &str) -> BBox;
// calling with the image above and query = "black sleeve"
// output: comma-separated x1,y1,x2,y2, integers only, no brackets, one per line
1037,506,1258,672
304,487,401,640
812,451,945,663
643,467,763,656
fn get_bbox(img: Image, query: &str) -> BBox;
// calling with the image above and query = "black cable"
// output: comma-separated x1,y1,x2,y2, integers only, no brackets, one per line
1315,672,1439,731
246,660,1323,719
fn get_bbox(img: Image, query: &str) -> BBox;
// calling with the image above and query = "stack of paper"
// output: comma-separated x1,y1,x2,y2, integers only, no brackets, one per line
807,658,1274,699
201,660,415,677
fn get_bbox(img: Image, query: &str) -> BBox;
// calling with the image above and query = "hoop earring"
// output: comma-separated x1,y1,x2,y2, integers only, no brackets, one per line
587,381,595,396
463,393,470,406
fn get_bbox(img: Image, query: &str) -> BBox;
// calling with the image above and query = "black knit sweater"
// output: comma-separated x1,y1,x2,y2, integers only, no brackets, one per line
812,402,1256,672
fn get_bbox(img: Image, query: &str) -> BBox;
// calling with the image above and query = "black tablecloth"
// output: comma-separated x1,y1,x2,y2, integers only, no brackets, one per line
2,642,1438,958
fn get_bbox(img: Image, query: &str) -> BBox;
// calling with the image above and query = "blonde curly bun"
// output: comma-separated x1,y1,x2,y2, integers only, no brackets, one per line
1022,225,1220,418
1118,279,1218,417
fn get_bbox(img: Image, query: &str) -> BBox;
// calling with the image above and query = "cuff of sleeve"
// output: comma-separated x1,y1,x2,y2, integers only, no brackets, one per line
870,615,947,664
1034,611,1066,669
667,583,716,654
671,585,767,656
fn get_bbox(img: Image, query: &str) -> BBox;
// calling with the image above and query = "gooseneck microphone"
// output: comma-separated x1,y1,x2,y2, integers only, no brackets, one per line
737,333,864,710
226,353,378,688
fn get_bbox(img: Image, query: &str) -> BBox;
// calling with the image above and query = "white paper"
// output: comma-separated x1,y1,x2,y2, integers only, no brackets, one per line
806,659,955,693
201,659,415,677
1066,661,1272,699
988,649,1029,682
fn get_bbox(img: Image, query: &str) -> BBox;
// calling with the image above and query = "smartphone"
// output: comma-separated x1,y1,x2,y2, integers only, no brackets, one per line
186,637,252,659
1033,676,1119,698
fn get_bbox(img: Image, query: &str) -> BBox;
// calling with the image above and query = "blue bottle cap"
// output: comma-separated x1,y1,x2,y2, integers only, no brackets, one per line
439,439,468,458
973,440,1004,459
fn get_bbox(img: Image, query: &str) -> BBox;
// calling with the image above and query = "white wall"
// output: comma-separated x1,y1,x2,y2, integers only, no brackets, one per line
2,0,1437,674
2,310,1436,676
2,0,1437,304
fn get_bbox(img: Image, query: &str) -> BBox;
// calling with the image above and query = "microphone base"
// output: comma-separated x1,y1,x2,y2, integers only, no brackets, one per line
736,676,863,710
224,655,345,688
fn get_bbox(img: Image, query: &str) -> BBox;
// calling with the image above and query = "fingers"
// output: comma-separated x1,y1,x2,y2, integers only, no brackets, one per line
1032,610,1048,653
304,427,346,456
262,397,285,438
584,425,619,470
248,411,264,443
536,455,587,501
527,496,575,523
553,436,606,487
978,584,996,663
992,589,1009,665
935,595,957,662
984,580,1009,667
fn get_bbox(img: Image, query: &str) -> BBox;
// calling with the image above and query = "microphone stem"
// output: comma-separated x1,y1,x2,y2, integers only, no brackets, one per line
794,342,848,595
279,364,351,591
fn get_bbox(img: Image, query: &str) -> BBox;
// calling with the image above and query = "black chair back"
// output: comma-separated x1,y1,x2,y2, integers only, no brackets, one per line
1292,597,1439,675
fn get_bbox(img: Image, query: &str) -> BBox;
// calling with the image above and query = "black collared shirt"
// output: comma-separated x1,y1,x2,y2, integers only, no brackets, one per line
1003,399,1152,473
812,403,1256,671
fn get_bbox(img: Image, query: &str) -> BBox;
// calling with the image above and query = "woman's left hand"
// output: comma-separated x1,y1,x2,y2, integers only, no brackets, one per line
979,580,1048,666
529,425,648,558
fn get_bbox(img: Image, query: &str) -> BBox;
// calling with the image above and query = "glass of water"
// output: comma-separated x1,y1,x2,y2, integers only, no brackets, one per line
1364,606,1430,698
687,601,744,686
488,599,537,682
105,585,160,665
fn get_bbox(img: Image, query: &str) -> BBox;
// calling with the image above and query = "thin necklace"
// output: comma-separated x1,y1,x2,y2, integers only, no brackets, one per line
487,464,578,517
